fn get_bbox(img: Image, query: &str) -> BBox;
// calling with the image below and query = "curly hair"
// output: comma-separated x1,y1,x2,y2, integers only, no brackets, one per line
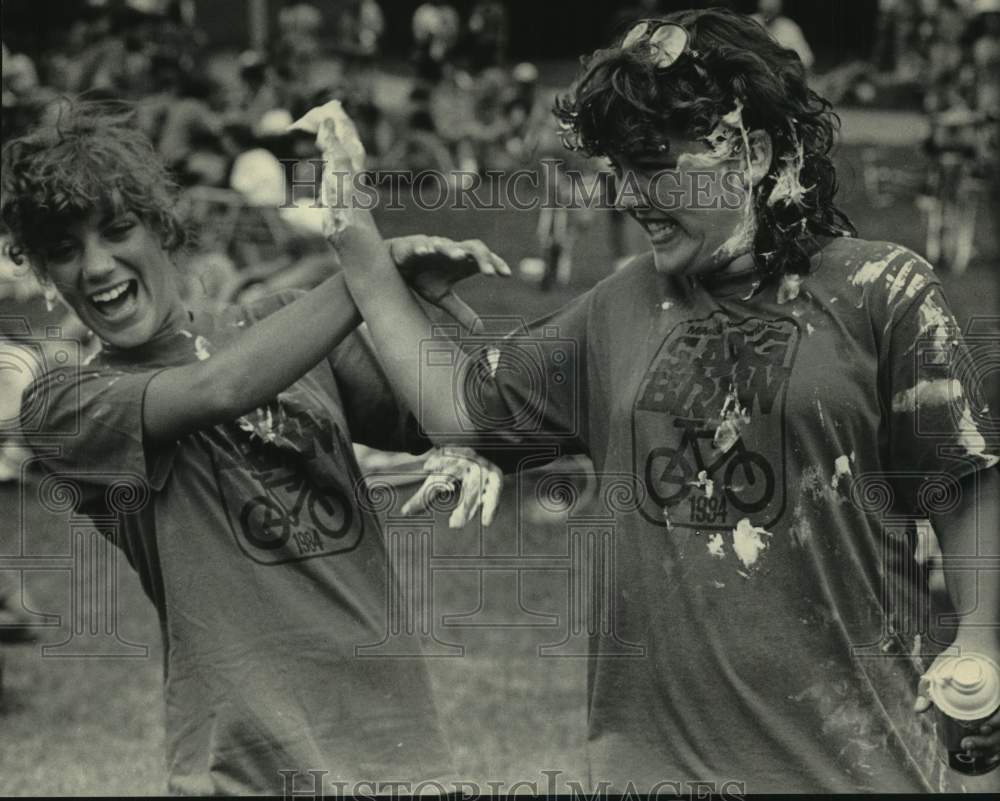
554,8,855,278
0,99,188,271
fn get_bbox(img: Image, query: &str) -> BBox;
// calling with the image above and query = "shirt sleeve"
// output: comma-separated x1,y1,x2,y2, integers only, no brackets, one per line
327,326,430,454
455,290,592,470
20,364,176,515
240,288,427,454
881,274,999,516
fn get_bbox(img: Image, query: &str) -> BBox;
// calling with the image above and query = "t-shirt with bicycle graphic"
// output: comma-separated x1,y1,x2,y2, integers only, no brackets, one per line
474,237,998,792
22,291,454,794
633,311,796,532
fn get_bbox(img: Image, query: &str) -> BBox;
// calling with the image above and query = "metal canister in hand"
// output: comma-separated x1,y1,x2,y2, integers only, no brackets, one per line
922,654,1000,775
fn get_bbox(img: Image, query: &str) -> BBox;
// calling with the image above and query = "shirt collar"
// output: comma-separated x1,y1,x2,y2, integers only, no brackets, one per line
97,308,223,369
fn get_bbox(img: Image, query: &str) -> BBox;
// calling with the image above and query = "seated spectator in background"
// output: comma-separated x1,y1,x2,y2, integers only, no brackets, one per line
928,0,967,80
228,113,294,209
873,0,903,73
133,58,228,186
334,0,385,126
922,0,976,114
1,43,58,144
891,0,927,81
229,112,330,240
412,1,461,84
502,62,544,158
228,50,283,134
276,2,323,61
1,44,39,108
466,0,509,73
337,0,385,61
272,2,324,93
969,0,1000,112
752,0,814,71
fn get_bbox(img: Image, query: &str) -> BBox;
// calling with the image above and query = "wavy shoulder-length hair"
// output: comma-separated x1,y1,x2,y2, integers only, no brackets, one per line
554,7,856,277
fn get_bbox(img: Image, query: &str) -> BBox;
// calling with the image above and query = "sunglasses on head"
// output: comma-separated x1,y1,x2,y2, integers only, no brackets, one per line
621,20,699,69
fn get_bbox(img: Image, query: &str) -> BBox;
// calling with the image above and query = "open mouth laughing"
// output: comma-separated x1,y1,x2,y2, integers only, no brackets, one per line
634,214,680,244
88,279,140,323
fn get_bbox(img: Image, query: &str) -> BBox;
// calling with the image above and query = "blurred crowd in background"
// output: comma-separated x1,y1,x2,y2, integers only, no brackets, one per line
1,0,554,183
0,0,570,308
813,0,1000,138
2,0,999,305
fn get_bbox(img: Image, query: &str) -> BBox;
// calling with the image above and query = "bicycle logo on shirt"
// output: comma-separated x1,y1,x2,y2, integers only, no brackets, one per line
240,470,354,553
632,313,800,530
214,415,364,565
645,417,775,519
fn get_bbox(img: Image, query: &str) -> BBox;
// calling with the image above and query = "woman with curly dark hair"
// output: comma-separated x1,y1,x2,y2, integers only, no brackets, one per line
1,100,510,794
552,6,854,284
331,7,1000,793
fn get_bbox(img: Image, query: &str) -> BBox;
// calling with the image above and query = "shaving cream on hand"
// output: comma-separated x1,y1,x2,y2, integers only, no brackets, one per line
289,100,367,242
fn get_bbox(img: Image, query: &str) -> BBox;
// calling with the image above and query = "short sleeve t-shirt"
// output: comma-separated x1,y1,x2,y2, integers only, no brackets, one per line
21,292,453,795
474,237,999,793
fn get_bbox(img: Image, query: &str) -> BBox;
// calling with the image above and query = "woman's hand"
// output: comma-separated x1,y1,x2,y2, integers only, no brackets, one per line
388,235,511,330
389,235,512,295
401,446,503,528
914,636,1000,767
289,100,371,244
290,103,511,328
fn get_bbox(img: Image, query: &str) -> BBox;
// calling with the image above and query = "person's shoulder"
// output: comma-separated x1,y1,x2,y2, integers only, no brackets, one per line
816,236,936,282
18,352,134,436
592,251,657,297
813,236,940,314
32,347,129,384
578,251,657,317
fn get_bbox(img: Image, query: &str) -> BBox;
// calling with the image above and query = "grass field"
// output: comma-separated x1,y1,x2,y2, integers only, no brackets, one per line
1,136,998,795
0,466,590,795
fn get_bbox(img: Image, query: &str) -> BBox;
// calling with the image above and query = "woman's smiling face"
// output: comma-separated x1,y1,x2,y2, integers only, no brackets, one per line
609,129,766,278
39,209,185,349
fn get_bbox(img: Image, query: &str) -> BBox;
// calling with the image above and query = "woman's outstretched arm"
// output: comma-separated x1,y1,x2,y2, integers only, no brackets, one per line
143,270,361,444
144,231,500,446
294,101,512,444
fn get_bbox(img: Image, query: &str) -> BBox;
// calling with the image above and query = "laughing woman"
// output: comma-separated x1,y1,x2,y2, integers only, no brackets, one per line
328,7,1000,794
0,102,504,795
